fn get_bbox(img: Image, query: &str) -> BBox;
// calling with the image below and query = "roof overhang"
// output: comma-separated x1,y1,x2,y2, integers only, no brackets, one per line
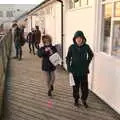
14,0,63,21
27,0,63,16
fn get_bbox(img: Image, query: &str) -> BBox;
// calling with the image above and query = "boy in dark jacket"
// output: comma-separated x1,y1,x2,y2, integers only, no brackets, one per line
38,35,57,97
27,29,36,54
66,31,94,107
14,25,23,60
35,26,41,49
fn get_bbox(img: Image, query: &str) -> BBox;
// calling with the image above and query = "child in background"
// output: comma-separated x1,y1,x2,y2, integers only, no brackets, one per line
38,35,57,97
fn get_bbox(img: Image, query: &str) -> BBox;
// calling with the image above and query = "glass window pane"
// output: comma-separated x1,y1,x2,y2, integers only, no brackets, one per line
81,0,88,6
88,0,92,6
112,21,120,57
115,2,120,17
101,4,112,53
69,0,74,9
102,0,110,2
75,0,80,8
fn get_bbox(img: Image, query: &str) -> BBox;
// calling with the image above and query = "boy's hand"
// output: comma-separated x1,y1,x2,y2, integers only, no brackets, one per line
49,49,53,55
45,47,53,55
45,47,50,52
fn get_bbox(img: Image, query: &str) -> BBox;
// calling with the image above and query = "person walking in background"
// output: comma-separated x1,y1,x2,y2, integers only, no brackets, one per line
35,26,41,49
27,28,35,55
66,31,94,108
11,25,16,56
43,28,45,35
20,25,25,38
20,25,26,46
37,35,57,97
14,24,23,61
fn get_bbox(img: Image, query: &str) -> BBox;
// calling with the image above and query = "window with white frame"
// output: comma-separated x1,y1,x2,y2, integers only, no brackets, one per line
101,0,120,57
81,0,88,6
101,3,112,53
74,0,80,8
69,0,74,9
69,0,90,9
115,1,120,17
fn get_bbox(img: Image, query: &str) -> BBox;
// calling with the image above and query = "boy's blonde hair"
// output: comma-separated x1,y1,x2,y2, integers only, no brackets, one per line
42,34,52,44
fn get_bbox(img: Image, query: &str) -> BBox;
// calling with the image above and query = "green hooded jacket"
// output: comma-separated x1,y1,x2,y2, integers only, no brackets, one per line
66,31,94,76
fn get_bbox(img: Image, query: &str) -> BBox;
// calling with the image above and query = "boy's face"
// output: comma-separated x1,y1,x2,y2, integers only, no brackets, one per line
14,25,18,29
44,39,51,46
75,37,83,46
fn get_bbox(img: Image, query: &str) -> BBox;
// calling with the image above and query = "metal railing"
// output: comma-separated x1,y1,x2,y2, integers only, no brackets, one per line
0,32,12,116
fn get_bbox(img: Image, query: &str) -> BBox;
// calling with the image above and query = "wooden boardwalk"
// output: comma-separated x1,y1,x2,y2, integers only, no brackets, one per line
2,45,120,120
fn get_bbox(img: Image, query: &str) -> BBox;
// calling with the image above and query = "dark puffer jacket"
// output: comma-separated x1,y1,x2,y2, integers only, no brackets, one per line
38,45,57,72
66,31,94,76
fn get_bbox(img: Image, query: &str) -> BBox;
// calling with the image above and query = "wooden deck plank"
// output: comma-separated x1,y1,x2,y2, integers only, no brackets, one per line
2,45,120,120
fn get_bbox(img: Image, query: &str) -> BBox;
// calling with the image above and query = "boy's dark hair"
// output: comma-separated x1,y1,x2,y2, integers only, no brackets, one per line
73,31,86,43
42,34,52,44
36,26,39,30
12,23,18,28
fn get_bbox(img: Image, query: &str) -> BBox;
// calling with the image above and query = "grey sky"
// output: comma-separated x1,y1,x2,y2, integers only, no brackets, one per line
0,0,44,4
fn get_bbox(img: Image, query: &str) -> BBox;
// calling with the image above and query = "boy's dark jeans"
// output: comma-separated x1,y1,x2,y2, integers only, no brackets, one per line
73,74,88,102
16,46,22,59
35,42,39,49
29,42,35,54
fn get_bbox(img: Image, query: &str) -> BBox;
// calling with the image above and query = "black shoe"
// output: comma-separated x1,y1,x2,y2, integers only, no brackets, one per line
82,100,88,108
48,90,52,97
18,57,22,61
74,102,80,107
51,85,54,91
74,99,80,107
13,56,18,59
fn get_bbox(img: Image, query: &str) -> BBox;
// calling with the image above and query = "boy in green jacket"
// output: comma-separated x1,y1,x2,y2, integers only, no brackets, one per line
66,31,94,108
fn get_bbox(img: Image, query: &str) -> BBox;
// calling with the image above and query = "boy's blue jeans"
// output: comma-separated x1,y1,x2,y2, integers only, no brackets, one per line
15,42,22,59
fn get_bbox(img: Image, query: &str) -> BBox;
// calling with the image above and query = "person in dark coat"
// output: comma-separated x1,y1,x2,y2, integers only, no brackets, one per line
27,28,36,54
35,26,41,49
66,31,94,107
38,35,57,97
14,25,23,60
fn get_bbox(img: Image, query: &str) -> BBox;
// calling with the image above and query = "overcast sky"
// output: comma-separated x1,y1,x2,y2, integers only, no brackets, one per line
0,0,44,4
